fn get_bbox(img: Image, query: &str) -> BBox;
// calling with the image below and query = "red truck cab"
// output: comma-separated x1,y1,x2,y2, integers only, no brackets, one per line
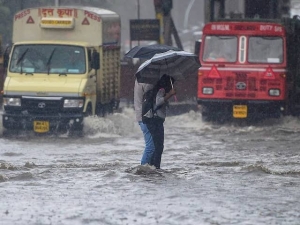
197,19,300,122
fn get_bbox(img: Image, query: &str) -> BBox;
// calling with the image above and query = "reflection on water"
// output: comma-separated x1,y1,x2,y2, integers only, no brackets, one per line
1,108,300,224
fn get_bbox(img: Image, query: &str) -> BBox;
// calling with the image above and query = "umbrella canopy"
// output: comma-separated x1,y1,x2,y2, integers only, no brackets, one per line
135,50,200,84
125,44,182,59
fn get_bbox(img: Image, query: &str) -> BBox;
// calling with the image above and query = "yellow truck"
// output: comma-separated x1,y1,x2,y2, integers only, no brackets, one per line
2,6,121,134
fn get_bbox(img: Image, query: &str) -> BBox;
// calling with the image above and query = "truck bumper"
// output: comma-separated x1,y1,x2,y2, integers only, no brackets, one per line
2,112,84,131
197,99,285,120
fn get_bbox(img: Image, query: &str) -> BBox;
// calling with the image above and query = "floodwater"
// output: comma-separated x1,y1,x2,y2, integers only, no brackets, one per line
1,107,300,225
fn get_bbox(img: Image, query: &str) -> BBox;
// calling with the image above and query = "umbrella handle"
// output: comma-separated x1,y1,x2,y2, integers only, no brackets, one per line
173,95,178,102
170,77,178,102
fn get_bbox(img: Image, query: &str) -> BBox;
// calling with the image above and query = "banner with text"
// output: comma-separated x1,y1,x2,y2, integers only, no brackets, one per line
130,19,160,41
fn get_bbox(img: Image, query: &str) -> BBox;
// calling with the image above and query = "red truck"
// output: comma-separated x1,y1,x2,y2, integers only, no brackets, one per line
197,17,300,122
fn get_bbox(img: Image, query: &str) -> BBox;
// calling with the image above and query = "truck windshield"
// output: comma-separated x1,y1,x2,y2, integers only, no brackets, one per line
248,37,283,64
9,45,86,74
203,35,237,62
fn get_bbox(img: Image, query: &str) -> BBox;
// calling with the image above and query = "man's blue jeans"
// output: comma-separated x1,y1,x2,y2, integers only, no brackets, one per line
138,121,155,165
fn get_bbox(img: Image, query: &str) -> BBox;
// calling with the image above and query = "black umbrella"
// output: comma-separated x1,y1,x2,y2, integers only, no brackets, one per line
135,50,200,84
125,44,182,59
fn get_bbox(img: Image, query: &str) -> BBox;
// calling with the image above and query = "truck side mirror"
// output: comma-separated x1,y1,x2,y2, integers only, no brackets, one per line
91,51,100,70
3,53,9,68
194,40,201,66
194,40,201,57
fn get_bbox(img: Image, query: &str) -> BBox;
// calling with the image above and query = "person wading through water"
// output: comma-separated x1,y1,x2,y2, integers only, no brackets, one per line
134,79,155,166
147,74,176,169
134,74,176,169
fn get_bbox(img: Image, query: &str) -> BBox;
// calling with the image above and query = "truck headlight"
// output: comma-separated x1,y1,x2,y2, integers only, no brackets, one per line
203,87,214,95
3,97,21,106
63,99,84,108
269,89,280,96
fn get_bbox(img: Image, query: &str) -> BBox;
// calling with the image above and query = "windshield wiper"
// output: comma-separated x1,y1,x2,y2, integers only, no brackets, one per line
218,36,236,40
16,48,29,74
261,37,281,40
46,48,56,75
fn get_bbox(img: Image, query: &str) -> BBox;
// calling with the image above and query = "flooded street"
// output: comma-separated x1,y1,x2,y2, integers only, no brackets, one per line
1,107,300,225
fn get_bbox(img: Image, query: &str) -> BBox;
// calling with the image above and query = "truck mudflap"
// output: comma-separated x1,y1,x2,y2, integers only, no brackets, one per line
2,113,84,133
197,99,285,122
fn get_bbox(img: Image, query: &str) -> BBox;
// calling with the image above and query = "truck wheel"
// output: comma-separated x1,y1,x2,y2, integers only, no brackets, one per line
201,112,212,122
201,107,229,124
112,98,120,111
96,103,105,117
1,128,19,137
107,101,114,114
102,103,112,115
201,105,212,122
69,124,84,137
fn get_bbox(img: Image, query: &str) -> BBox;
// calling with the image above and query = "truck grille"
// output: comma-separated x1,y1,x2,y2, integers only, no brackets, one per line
225,77,257,92
22,98,61,114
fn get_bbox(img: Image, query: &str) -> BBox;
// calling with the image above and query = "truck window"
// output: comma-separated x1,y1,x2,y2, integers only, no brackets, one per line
248,37,283,63
203,35,237,62
9,45,86,74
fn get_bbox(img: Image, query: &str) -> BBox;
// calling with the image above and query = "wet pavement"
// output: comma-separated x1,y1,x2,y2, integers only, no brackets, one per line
1,107,300,225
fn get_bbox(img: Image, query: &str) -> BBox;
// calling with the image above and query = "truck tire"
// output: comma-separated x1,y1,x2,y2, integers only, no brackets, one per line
201,106,229,124
201,105,213,122
69,123,84,137
112,98,120,111
108,100,117,114
201,111,212,122
96,103,105,117
1,127,20,137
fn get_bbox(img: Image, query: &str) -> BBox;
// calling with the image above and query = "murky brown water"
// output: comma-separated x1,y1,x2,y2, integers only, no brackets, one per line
1,108,300,225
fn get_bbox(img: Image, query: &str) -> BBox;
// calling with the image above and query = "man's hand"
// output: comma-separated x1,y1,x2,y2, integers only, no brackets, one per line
168,88,176,96
164,88,176,101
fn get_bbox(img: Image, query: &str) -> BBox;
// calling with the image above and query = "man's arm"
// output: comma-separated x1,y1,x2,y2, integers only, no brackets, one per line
164,88,176,102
